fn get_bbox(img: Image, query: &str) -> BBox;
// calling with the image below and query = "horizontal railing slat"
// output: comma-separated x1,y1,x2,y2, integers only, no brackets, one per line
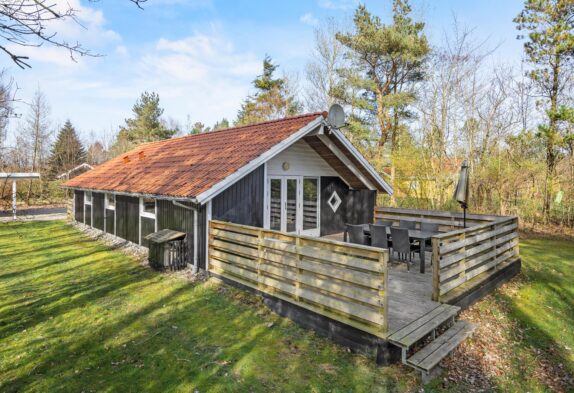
208,220,389,337
440,231,519,268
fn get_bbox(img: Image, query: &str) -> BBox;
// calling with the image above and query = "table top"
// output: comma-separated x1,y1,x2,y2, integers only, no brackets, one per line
361,224,438,240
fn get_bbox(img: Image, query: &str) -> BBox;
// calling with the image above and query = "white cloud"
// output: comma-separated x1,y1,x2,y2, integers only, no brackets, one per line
115,45,129,57
318,0,357,10
131,31,262,123
300,13,319,26
5,0,122,67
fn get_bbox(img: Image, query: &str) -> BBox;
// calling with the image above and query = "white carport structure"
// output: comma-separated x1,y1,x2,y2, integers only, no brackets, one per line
0,173,41,219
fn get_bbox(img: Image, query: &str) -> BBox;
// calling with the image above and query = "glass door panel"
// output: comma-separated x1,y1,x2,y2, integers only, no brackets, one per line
270,178,282,231
302,178,318,231
286,178,298,232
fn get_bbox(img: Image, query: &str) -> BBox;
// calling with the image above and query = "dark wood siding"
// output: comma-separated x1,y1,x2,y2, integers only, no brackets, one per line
116,195,139,244
74,190,84,222
93,193,105,231
212,165,264,227
320,178,376,235
320,177,348,236
346,190,376,225
140,217,155,247
157,200,195,265
197,204,207,270
85,201,92,226
105,209,115,235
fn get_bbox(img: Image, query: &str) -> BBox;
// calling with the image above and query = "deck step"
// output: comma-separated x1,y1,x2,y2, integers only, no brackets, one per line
407,320,476,373
388,303,460,348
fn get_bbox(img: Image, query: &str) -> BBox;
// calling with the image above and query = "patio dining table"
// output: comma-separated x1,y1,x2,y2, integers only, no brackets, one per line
361,224,438,274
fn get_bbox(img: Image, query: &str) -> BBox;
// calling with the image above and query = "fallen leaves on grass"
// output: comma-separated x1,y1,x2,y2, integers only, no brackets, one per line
441,280,573,392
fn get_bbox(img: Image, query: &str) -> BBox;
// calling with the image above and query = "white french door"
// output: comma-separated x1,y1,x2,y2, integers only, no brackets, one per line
267,176,320,236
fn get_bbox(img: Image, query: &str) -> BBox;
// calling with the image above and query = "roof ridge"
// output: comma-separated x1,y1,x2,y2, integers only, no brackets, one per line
125,112,325,153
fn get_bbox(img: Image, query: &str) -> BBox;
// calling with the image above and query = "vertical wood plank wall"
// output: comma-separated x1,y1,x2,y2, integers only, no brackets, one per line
157,200,195,265
105,208,115,235
208,220,389,338
74,190,84,223
212,165,264,227
92,193,105,231
116,195,139,244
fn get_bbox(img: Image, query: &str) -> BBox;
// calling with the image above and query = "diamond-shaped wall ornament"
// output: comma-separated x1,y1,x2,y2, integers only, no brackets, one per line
328,191,342,213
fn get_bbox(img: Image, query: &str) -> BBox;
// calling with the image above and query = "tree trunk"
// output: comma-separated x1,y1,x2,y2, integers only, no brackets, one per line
543,55,561,222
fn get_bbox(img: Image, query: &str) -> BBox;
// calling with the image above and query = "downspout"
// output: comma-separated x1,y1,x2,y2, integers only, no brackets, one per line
172,200,199,273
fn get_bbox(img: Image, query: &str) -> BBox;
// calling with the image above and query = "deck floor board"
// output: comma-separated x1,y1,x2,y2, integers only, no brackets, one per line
322,232,444,335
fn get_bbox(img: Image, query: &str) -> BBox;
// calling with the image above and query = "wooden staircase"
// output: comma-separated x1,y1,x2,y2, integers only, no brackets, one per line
388,303,476,378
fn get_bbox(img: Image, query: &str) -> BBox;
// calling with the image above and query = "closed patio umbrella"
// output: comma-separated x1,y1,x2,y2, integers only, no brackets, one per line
454,160,470,228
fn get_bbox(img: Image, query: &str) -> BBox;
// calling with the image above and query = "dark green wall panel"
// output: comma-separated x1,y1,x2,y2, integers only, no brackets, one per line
116,195,139,244
93,193,105,231
74,191,84,223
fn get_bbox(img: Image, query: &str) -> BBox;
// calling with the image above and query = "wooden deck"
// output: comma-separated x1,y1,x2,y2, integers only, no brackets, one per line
322,231,441,334
323,231,478,374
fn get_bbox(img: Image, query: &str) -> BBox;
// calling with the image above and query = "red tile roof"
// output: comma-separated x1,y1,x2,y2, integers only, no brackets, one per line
63,112,325,199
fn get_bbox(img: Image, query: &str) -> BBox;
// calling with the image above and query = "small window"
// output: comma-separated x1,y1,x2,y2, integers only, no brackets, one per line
85,191,92,204
105,193,115,210
140,197,156,218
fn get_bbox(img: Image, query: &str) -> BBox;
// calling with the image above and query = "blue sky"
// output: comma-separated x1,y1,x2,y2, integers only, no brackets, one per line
4,0,527,145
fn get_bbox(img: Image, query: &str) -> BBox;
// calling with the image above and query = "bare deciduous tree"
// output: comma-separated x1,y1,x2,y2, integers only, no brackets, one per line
22,87,51,202
305,18,345,111
0,0,147,68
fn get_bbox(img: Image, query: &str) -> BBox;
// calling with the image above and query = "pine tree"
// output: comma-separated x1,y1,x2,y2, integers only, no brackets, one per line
113,91,176,154
333,1,429,152
48,120,86,179
515,0,574,220
235,56,301,126
212,118,230,131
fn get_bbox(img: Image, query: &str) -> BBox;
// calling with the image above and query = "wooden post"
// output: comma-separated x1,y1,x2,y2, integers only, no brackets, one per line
493,222,499,271
459,232,467,284
380,249,389,335
12,180,16,220
257,229,264,291
295,237,302,302
432,237,441,302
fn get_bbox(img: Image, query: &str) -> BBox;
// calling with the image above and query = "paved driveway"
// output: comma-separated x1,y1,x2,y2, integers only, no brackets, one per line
0,207,66,222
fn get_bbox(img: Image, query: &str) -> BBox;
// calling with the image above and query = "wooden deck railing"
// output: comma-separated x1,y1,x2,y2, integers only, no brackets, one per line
374,206,520,303
374,206,501,231
208,220,389,338
431,216,519,301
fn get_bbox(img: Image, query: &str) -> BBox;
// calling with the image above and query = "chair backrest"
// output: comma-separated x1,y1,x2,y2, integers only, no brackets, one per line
399,220,417,230
369,224,389,248
391,227,410,253
346,224,368,246
421,221,440,233
375,219,394,227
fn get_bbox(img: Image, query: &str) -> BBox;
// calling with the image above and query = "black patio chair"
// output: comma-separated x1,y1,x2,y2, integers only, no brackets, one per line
390,227,418,271
375,219,394,227
346,224,369,246
421,222,440,233
369,224,391,249
421,222,440,248
399,220,417,230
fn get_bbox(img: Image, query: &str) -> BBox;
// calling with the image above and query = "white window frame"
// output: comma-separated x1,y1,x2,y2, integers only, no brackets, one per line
84,191,93,226
140,197,156,219
264,176,321,236
139,197,157,246
105,193,115,210
104,193,116,235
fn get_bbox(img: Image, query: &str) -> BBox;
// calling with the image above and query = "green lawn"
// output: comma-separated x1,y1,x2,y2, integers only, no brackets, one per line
0,221,572,392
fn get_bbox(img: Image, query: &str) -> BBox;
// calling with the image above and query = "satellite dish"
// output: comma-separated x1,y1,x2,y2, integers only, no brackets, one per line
327,104,346,129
